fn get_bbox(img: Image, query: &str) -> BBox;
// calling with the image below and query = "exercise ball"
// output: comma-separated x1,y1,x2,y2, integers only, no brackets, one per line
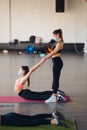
18,52,22,55
26,45,35,53
40,53,46,58
3,50,8,54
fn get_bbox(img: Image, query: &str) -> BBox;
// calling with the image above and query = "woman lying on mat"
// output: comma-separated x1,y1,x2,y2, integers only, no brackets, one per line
15,65,66,102
0,111,68,127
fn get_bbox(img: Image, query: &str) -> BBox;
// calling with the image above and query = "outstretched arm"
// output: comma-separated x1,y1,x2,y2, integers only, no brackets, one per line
40,42,63,64
29,62,41,75
21,62,42,84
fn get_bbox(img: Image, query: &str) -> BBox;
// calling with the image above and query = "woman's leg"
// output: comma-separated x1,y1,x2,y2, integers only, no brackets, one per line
29,90,53,100
18,89,52,100
5,112,52,120
1,113,51,126
30,113,52,119
52,65,61,93
52,58,63,94
45,58,63,103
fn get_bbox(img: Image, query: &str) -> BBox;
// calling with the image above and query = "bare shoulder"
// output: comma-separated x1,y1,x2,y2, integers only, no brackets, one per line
15,78,23,84
56,42,64,47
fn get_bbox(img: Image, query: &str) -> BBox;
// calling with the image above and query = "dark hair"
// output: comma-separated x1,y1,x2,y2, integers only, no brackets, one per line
21,66,30,87
53,29,63,40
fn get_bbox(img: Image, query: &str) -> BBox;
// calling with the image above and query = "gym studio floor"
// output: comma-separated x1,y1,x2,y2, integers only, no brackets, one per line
0,51,87,130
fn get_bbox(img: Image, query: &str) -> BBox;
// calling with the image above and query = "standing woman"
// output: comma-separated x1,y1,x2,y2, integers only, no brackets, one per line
40,29,64,103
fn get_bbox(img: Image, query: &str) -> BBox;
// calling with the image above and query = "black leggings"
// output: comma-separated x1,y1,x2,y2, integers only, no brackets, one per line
1,113,51,126
52,57,63,94
18,89,53,100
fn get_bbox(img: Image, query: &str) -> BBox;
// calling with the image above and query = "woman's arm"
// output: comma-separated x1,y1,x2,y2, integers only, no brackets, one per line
29,62,41,75
21,62,41,84
40,42,63,63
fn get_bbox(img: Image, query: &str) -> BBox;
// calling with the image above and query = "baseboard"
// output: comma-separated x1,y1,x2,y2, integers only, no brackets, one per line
0,43,85,53
62,43,84,53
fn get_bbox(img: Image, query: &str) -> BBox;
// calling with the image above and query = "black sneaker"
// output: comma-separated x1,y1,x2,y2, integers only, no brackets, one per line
57,94,67,103
56,120,68,128
52,111,65,121
57,90,65,96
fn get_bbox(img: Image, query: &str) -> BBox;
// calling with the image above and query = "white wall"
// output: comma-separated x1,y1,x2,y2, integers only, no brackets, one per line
0,0,9,42
11,0,75,42
83,1,87,53
0,0,87,52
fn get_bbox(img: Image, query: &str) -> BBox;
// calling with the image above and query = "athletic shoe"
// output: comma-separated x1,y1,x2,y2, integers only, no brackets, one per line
52,111,65,121
45,95,57,103
53,118,68,128
57,94,67,103
57,90,65,96
57,120,68,128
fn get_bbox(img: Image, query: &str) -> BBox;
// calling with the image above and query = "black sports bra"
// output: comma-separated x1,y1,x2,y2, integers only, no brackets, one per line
52,40,63,53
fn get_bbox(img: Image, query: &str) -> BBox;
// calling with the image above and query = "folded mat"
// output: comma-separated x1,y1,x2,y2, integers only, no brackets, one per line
0,95,71,103
0,120,77,130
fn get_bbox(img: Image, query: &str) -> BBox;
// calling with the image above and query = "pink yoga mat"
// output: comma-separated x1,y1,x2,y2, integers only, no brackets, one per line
0,96,71,103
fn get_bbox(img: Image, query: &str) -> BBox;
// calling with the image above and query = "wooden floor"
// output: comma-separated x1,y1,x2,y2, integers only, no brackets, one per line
0,51,87,130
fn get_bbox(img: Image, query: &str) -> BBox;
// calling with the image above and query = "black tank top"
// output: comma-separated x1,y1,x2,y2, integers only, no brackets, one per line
52,40,63,53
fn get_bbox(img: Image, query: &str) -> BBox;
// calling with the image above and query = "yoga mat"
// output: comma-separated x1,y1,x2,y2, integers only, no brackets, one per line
0,96,71,103
0,120,77,130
